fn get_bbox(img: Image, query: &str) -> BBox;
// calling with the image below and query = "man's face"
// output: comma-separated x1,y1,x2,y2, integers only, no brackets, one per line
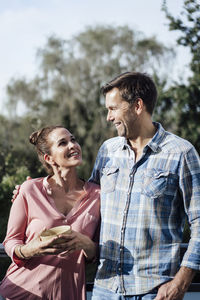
105,88,138,138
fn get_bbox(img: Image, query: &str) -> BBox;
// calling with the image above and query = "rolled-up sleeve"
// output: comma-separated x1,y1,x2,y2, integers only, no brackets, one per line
180,147,200,270
89,146,103,185
3,185,28,266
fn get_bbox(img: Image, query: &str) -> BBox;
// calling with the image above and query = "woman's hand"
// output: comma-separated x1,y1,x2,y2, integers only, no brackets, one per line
57,230,96,260
15,229,72,259
15,230,96,261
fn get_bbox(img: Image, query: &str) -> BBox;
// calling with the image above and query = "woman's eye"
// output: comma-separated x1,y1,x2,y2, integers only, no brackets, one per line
59,141,67,146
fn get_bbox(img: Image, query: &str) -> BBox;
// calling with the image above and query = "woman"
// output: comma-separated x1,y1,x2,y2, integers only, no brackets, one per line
0,125,100,300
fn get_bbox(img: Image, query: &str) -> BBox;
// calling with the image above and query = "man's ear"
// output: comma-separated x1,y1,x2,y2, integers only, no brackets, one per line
134,98,144,115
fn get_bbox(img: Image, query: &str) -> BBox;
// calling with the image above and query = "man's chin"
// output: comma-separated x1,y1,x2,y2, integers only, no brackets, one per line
117,130,126,137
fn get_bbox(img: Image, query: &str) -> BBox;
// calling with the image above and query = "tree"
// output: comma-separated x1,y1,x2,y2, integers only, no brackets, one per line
163,0,200,78
5,25,173,178
161,0,200,152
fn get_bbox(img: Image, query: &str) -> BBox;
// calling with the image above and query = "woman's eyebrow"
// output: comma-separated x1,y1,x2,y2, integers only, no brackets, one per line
57,137,67,143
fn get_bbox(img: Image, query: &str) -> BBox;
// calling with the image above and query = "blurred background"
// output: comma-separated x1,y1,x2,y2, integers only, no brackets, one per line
0,0,199,283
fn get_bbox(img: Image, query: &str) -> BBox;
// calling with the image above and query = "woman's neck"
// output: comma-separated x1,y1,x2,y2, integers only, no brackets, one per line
49,168,84,193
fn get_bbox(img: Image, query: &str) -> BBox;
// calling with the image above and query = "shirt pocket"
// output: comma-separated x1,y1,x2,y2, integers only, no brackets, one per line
100,167,119,193
141,169,178,198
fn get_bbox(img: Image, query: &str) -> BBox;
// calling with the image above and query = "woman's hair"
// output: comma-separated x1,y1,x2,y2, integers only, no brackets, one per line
29,125,64,175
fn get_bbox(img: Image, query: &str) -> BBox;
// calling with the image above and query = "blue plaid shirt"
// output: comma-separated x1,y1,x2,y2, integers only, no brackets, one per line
90,122,200,295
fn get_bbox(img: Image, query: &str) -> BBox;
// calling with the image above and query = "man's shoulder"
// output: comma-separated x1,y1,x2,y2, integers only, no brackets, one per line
100,136,124,152
162,131,195,153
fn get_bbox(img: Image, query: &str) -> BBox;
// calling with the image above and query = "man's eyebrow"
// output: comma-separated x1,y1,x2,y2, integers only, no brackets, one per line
107,104,117,109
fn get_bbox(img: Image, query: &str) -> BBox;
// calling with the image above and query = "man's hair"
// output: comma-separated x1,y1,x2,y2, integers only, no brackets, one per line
101,72,157,115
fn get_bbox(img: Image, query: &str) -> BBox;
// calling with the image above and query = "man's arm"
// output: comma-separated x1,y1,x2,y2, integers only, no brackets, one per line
156,147,200,300
155,266,196,300
88,145,103,185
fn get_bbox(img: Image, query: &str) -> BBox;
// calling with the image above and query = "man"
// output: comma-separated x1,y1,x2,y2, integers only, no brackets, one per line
90,72,200,300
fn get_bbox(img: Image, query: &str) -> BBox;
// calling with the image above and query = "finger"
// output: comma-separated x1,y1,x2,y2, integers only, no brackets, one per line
27,176,32,180
12,186,19,196
59,250,72,257
11,196,16,203
51,245,69,255
57,234,74,241
11,185,20,202
37,227,47,240
53,239,76,252
41,236,59,247
40,248,63,256
60,248,76,256
52,164,63,179
40,227,46,234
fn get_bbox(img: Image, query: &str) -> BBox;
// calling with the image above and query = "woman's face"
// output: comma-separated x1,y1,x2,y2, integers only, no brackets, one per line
46,128,82,169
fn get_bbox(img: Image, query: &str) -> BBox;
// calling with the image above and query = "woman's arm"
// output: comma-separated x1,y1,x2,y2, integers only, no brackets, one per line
5,183,70,263
4,186,28,265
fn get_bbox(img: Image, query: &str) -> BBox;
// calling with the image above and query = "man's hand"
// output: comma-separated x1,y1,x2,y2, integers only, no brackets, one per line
154,267,196,300
12,176,32,202
155,280,185,300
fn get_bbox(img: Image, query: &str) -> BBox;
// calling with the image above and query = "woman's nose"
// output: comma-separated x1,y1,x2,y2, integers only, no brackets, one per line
68,141,75,148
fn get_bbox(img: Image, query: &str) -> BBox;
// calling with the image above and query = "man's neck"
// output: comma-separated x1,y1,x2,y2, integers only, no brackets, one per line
128,122,156,161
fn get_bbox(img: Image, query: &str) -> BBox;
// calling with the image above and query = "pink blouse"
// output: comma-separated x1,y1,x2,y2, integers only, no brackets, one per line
0,177,100,300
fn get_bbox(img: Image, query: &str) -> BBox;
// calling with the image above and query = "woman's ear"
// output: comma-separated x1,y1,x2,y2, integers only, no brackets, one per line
44,154,54,165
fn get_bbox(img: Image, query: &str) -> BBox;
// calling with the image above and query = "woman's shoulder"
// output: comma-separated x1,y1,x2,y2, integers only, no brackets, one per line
20,177,45,193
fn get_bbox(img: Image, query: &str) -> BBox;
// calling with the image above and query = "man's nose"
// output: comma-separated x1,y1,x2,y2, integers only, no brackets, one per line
107,111,113,122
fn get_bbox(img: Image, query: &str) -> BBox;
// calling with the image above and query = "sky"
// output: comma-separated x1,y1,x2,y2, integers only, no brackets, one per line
0,0,191,114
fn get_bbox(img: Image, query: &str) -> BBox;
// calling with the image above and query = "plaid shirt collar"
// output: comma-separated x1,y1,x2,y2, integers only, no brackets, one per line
120,122,166,153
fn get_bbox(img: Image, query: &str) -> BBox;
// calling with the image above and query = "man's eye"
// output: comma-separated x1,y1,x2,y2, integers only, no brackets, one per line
71,138,76,142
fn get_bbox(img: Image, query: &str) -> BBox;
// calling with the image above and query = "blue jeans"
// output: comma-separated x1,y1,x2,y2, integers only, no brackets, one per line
91,285,158,300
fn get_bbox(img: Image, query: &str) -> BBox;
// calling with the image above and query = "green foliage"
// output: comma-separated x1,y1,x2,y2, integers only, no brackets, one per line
4,25,172,179
0,164,30,241
162,0,200,77
162,0,200,152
